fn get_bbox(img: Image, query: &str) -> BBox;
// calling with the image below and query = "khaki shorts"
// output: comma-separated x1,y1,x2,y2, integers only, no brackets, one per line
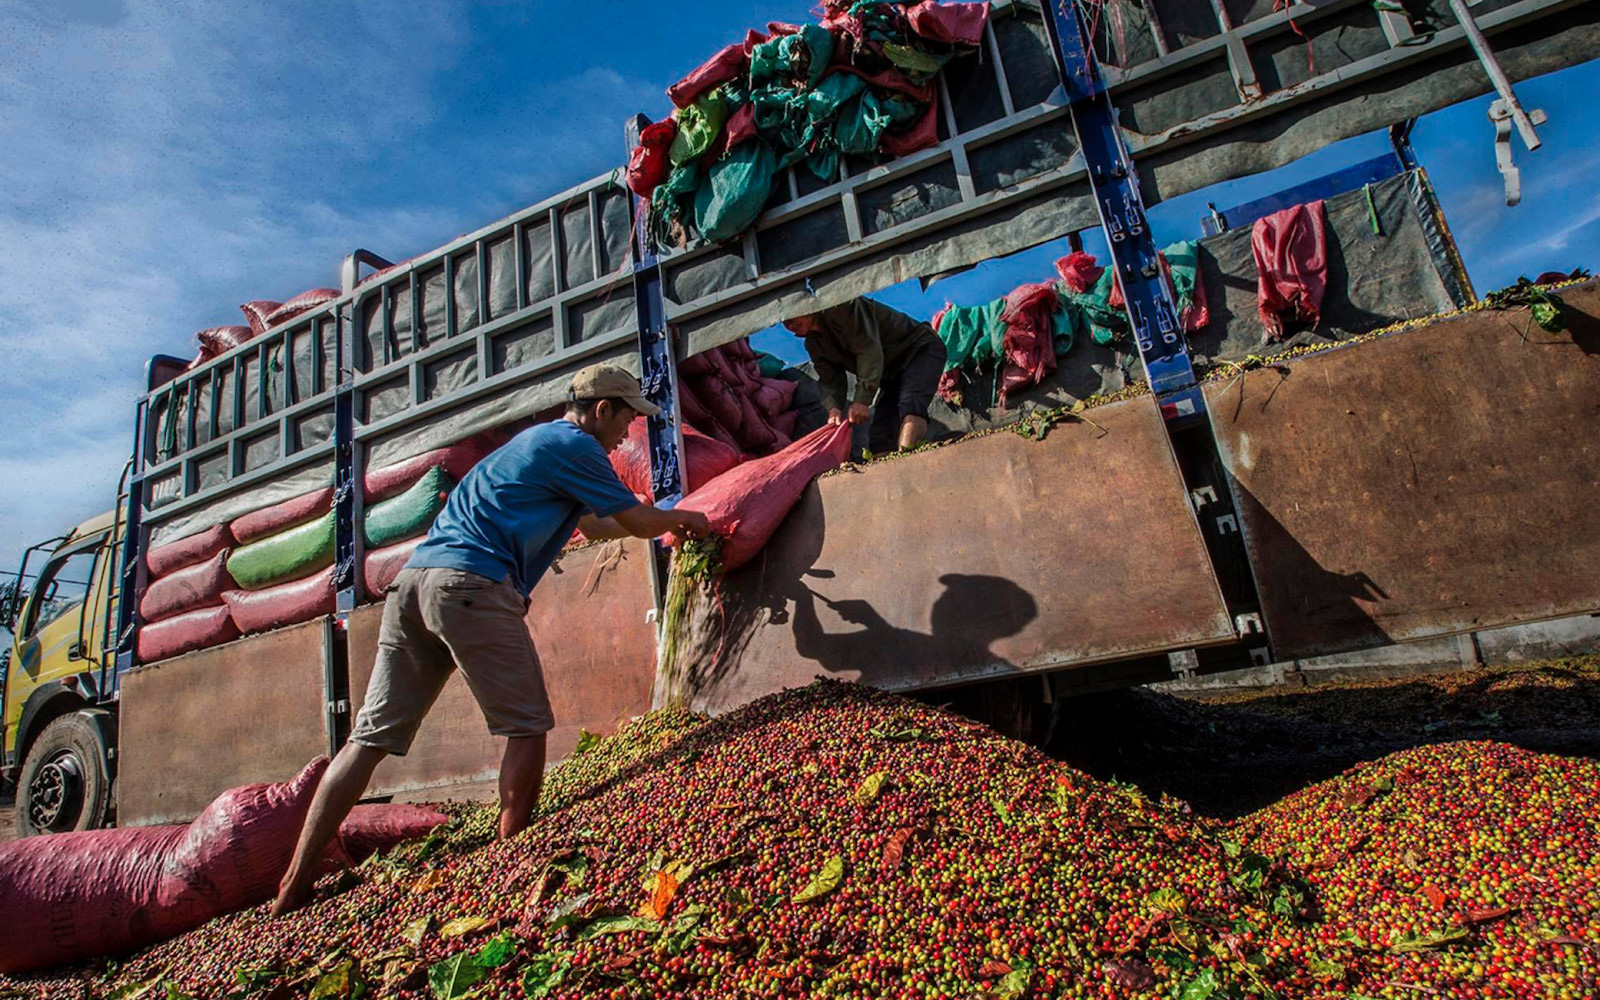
348,567,554,755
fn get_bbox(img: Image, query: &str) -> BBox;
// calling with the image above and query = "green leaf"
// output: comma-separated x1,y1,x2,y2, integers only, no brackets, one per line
577,915,662,940
573,729,602,755
439,916,489,939
1176,967,1219,1000
400,916,432,947
868,719,926,742
519,953,571,998
1308,956,1346,981
995,960,1033,999
1169,918,1202,954
108,977,168,1000
310,960,364,1000
853,771,889,805
544,891,594,932
549,851,590,890
426,953,485,1000
1392,925,1469,953
664,905,709,955
475,932,519,968
230,967,282,995
989,794,1013,827
1148,887,1187,915
792,855,846,904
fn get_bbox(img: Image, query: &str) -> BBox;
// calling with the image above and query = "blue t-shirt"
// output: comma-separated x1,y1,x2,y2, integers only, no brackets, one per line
406,421,639,597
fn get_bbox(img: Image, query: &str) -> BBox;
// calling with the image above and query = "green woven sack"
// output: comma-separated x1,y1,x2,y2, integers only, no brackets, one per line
694,140,779,243
669,89,731,166
364,465,453,549
227,511,335,590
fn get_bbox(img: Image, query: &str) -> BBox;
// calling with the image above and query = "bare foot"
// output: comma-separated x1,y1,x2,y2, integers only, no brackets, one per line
270,879,315,918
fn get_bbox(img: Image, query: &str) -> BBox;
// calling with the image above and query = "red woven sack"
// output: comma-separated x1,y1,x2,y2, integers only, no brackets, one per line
365,434,498,501
137,605,238,662
363,536,423,597
146,522,235,578
773,409,800,437
223,566,336,635
627,118,679,198
610,418,743,500
696,374,747,435
668,39,751,109
194,325,255,363
882,95,940,157
231,486,335,544
0,759,447,973
239,301,282,337
139,549,235,623
733,393,778,453
667,422,852,572
905,0,989,44
264,288,339,329
753,377,797,417
329,803,448,867
1252,200,1328,340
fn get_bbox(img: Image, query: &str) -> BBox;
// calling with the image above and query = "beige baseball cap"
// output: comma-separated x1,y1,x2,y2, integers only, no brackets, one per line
569,362,660,417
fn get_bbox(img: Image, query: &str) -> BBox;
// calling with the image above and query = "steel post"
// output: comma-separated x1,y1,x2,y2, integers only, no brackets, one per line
625,114,688,603
1043,0,1269,668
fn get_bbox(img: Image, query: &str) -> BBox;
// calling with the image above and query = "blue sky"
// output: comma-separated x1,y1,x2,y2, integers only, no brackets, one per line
0,0,1595,601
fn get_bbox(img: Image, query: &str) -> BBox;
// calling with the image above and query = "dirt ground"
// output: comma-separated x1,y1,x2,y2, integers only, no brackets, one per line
1050,654,1600,818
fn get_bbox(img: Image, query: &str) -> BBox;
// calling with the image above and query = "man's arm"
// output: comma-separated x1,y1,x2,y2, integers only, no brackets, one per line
843,300,885,408
580,505,709,541
811,353,850,422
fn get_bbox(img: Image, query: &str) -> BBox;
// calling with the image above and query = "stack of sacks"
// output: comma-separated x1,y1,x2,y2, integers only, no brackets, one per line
609,417,744,502
360,432,501,596
137,525,241,662
632,2,988,246
675,338,799,458
183,287,340,372
222,491,340,636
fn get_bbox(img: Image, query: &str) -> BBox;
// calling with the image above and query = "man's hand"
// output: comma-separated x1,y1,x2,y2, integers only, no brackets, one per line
827,407,845,427
674,510,712,539
847,402,871,425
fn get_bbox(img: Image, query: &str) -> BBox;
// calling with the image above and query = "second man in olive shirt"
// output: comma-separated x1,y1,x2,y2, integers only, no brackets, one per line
785,296,947,451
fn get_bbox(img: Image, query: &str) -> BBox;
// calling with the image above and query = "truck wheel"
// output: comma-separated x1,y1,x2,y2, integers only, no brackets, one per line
16,714,112,837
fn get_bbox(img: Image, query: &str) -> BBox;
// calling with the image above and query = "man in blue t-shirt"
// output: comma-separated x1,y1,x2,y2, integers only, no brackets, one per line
273,363,709,916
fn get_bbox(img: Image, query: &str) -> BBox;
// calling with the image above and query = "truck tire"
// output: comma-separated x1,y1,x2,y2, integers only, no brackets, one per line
15,713,113,837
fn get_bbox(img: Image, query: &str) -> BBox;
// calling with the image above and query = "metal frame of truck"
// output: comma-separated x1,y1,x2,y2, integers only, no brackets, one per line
4,0,1596,831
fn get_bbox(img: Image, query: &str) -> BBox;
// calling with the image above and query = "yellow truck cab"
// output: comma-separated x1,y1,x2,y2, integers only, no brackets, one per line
2,509,121,836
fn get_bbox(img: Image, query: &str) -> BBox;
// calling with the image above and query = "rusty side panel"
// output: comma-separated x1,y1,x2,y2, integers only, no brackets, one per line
118,620,329,826
1207,279,1600,660
676,396,1234,713
349,539,658,801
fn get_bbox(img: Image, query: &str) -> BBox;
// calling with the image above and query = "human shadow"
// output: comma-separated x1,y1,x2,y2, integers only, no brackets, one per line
674,470,1039,701
789,572,1039,684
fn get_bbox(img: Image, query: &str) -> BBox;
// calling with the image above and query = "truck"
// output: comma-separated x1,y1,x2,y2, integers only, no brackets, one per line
4,0,1597,836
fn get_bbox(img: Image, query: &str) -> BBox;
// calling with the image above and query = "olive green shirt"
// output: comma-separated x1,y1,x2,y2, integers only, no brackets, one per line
801,298,940,413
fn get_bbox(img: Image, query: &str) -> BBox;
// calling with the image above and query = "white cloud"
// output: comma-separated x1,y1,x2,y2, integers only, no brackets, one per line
0,1,662,567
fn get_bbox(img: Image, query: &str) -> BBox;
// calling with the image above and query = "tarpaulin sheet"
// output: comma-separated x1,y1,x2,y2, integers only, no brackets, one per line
1188,172,1456,365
